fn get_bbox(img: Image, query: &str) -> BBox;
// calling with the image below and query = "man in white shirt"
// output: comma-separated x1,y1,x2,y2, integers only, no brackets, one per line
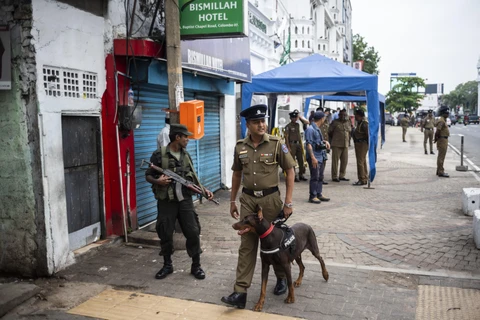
157,112,171,149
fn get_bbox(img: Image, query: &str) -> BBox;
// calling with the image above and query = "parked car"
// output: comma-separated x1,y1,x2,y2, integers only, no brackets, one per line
468,115,480,124
385,113,395,125
446,117,451,127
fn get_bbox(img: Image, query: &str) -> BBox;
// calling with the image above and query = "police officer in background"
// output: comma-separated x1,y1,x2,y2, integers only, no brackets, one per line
434,106,450,177
328,109,352,182
421,110,435,155
319,107,331,185
352,109,369,186
400,113,410,142
222,104,296,309
284,109,309,181
146,124,214,280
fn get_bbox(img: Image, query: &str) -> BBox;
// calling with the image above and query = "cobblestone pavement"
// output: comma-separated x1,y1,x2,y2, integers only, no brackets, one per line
5,126,480,320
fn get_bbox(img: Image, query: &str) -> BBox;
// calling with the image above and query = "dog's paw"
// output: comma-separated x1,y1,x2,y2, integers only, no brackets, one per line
284,295,295,304
253,303,264,312
293,280,302,287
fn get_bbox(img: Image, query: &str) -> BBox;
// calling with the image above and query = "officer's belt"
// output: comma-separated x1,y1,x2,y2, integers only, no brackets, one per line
242,186,279,198
424,128,433,130
354,139,368,143
289,141,300,144
439,136,449,139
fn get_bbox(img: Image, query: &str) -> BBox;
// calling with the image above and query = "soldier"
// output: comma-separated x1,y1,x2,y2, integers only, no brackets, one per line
400,113,409,142
284,109,309,182
352,109,369,186
421,109,435,155
145,124,214,280
434,106,450,177
221,104,296,309
328,109,352,182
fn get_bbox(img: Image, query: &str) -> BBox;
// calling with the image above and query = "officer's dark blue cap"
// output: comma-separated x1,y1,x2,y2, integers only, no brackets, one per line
240,104,269,120
313,111,325,120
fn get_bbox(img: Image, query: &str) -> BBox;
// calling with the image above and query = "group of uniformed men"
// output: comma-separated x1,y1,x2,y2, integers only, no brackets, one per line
402,106,451,178
144,103,370,310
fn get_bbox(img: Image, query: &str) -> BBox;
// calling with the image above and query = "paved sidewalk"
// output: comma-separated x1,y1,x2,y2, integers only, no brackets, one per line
3,125,480,320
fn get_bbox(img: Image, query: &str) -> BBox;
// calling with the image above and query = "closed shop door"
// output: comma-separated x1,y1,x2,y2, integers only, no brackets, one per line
62,116,103,250
133,84,222,227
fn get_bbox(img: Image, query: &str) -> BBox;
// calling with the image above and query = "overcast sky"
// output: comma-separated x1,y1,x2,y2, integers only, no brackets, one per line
350,0,480,94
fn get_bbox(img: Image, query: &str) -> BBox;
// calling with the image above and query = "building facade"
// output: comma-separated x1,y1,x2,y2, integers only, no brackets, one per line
0,0,242,276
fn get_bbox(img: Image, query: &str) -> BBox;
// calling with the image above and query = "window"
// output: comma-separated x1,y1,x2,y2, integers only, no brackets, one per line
43,66,97,99
307,27,310,34
323,44,326,50
302,40,304,48
318,44,320,50
308,41,310,48
295,26,298,34
295,40,298,48
302,27,304,34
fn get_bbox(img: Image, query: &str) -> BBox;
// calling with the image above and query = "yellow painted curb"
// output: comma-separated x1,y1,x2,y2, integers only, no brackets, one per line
68,289,301,320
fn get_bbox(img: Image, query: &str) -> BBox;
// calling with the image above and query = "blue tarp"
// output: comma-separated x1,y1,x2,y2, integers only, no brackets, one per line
241,54,380,182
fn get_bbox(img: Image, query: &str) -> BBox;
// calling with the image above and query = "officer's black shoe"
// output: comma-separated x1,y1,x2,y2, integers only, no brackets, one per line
221,292,247,309
332,178,340,182
438,172,450,178
430,151,435,155
191,266,206,280
273,278,287,295
425,151,428,155
155,265,173,279
294,176,300,182
339,177,350,181
299,175,308,181
322,181,329,185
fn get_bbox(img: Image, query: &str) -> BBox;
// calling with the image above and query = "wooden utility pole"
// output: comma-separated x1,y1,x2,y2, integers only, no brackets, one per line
164,0,183,124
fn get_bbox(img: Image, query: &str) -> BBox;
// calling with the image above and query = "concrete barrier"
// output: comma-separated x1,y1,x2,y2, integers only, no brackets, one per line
462,188,480,217
474,210,480,249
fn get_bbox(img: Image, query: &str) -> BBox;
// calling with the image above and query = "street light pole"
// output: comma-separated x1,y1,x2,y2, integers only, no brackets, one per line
164,0,184,124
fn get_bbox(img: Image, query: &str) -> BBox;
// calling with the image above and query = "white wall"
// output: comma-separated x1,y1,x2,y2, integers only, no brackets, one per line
32,0,106,274
221,94,237,188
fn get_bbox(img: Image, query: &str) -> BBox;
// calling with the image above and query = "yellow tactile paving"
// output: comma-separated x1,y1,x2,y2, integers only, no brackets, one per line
68,289,301,320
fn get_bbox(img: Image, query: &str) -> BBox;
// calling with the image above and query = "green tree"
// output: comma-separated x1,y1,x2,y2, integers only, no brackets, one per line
352,34,381,75
441,80,478,113
385,77,426,113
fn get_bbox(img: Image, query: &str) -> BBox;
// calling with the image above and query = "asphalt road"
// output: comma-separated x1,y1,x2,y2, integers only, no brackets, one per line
449,123,480,169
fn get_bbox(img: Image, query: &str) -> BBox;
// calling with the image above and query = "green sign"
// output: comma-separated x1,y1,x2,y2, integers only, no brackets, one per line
179,0,247,38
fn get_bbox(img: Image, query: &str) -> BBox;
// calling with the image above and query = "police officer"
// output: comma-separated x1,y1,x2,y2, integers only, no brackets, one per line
328,109,352,182
434,106,450,177
352,109,369,186
400,113,410,142
320,108,331,185
284,109,308,182
421,109,435,155
221,105,296,309
145,124,214,280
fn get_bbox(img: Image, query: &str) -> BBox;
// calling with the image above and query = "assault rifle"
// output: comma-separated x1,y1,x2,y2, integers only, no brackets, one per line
141,160,219,205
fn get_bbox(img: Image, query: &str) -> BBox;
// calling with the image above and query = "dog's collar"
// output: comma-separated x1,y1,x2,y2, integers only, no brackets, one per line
260,248,280,254
259,224,274,239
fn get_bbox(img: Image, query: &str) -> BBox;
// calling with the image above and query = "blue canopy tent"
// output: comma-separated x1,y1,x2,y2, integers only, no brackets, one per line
241,54,380,182
304,93,386,147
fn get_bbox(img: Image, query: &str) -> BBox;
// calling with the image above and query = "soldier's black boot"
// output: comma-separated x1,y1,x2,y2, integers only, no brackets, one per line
430,151,435,155
425,150,428,155
155,255,173,279
221,292,247,309
191,254,205,280
273,278,287,295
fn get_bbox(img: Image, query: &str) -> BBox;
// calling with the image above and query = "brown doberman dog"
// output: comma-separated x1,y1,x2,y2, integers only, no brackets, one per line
232,205,329,311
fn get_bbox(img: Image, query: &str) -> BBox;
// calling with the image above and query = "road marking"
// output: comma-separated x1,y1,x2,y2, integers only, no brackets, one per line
448,143,480,182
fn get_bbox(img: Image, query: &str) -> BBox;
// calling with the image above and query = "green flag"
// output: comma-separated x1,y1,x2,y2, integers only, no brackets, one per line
279,30,290,66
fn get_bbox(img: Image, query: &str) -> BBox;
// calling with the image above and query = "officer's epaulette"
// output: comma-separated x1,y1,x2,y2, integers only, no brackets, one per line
268,135,280,140
236,139,245,145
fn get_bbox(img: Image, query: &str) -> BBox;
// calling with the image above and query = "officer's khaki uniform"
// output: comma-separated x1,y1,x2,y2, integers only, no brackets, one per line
231,134,295,293
400,117,409,141
352,119,369,183
435,117,450,175
328,118,352,180
285,122,305,176
421,115,435,153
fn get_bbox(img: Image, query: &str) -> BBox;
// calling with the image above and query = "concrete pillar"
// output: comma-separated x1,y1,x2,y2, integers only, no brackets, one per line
463,188,480,217
474,210,480,249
